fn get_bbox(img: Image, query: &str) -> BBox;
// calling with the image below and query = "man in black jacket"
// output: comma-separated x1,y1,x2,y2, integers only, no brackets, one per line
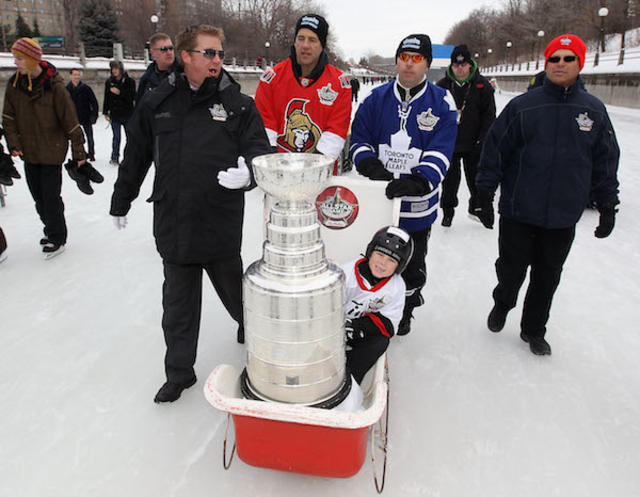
110,24,272,403
437,45,495,226
103,60,136,166
136,32,181,103
66,68,99,161
476,34,620,356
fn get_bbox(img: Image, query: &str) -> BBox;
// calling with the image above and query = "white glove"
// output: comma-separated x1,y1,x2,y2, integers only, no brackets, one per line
217,157,251,189
112,215,128,230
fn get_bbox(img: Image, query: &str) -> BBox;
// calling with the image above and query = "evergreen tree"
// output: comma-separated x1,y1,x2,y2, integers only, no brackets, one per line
77,0,122,58
15,15,32,38
32,19,41,38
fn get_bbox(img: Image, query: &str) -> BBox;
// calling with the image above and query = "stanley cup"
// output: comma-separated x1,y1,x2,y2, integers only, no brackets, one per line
242,153,347,406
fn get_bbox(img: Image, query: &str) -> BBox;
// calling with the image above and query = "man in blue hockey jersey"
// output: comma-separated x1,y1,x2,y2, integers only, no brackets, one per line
349,34,458,335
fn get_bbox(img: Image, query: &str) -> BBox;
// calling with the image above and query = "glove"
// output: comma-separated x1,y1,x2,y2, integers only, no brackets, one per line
476,189,495,229
356,157,393,181
78,162,104,184
345,319,367,346
0,152,21,186
64,159,93,195
112,216,128,230
385,175,431,199
594,205,616,238
217,157,251,189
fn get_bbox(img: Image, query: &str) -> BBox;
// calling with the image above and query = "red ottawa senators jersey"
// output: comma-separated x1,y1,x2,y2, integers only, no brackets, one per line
255,58,352,161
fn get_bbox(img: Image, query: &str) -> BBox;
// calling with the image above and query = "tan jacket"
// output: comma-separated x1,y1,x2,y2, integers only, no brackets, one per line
2,62,85,165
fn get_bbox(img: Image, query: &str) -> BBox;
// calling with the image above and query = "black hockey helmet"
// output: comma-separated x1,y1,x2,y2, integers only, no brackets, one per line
365,226,414,274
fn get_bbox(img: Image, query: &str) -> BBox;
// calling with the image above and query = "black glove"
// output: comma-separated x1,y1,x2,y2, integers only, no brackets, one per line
594,205,616,238
345,319,366,346
476,189,495,229
356,157,393,181
65,159,93,195
385,175,431,199
0,152,21,186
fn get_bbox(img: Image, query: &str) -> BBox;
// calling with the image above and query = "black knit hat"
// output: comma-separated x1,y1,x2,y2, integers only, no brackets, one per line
451,44,472,65
396,34,432,65
295,14,329,47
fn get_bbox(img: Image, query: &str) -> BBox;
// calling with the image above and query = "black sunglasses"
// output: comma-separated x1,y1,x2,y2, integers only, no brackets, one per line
187,48,225,60
153,45,174,52
547,55,577,63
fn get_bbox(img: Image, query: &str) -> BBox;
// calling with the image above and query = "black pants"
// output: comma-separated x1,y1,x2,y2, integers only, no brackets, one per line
401,227,431,315
81,122,95,158
162,256,243,384
24,163,67,245
440,149,481,212
347,335,389,384
493,218,575,338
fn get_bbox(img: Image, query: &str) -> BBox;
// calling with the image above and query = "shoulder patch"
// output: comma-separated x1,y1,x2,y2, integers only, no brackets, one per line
260,67,277,84
339,74,351,89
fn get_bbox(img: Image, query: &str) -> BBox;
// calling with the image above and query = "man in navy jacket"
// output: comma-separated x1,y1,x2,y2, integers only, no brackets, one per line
476,34,620,356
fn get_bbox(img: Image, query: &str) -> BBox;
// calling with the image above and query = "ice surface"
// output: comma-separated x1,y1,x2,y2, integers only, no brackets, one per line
1,83,639,497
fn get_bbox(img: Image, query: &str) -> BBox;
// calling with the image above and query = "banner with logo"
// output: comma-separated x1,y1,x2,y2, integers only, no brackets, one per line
315,173,400,266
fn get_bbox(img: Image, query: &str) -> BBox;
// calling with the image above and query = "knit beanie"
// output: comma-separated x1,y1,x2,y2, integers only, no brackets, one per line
544,34,586,70
11,37,43,91
295,14,329,48
451,44,473,65
396,34,433,66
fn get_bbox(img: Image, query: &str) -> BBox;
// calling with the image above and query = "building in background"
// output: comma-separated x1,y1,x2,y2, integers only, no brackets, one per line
0,0,64,51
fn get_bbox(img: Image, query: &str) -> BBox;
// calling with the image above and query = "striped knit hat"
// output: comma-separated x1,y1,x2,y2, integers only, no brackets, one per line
12,38,42,90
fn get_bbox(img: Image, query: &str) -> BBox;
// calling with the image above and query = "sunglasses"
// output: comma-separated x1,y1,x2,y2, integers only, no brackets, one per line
398,53,425,63
547,55,577,64
152,46,174,52
187,48,225,60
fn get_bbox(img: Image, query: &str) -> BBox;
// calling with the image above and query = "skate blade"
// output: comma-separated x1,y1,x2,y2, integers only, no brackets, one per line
43,245,65,260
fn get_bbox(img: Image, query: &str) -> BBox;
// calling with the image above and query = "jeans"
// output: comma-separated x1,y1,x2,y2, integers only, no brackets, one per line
110,118,129,160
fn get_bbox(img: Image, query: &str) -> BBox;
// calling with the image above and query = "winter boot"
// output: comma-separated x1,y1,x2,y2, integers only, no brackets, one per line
154,376,197,403
520,331,551,355
42,243,65,260
79,162,104,184
40,237,51,246
397,307,414,336
487,303,509,332
64,160,93,195
0,154,20,185
441,208,454,227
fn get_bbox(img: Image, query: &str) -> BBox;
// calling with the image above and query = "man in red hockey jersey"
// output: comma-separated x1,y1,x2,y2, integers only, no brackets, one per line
255,13,351,164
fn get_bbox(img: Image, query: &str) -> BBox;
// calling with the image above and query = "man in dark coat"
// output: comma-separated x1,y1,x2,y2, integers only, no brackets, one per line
350,76,360,102
103,60,136,165
436,44,496,226
110,25,272,403
136,32,181,103
66,68,99,161
476,34,620,356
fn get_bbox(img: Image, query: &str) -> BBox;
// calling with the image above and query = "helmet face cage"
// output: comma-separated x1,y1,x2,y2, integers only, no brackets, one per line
365,226,414,274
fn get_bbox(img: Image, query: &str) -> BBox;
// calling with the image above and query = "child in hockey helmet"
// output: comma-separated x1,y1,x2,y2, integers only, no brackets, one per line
365,225,414,275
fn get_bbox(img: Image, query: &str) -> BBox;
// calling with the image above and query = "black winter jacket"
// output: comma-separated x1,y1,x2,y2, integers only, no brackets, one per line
103,72,136,120
476,76,620,229
66,81,99,125
110,70,272,264
436,62,496,153
136,59,181,104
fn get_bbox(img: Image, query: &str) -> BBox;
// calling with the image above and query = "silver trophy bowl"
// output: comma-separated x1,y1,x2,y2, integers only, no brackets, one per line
243,153,348,406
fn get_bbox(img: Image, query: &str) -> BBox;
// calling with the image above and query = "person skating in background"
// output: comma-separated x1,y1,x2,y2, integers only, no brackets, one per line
350,76,360,102
2,38,86,259
343,226,413,383
349,34,458,335
110,25,272,404
136,32,181,103
475,34,620,356
436,45,495,227
103,60,135,166
254,13,351,166
66,68,99,161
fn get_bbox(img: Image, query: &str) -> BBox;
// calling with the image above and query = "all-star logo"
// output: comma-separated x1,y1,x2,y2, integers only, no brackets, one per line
209,103,227,121
317,83,339,106
368,295,386,312
315,186,359,229
417,108,439,131
560,37,572,46
576,112,594,132
260,67,276,84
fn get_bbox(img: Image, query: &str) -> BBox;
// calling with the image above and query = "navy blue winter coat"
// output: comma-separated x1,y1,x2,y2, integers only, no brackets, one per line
476,76,619,229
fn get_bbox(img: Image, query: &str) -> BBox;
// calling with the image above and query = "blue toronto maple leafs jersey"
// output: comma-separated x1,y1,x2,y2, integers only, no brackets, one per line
349,79,458,231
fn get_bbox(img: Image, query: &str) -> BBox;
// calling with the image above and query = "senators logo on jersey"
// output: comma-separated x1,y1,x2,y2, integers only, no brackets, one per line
276,99,322,153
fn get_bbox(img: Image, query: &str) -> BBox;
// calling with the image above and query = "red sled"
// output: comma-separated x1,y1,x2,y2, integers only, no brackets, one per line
204,355,390,492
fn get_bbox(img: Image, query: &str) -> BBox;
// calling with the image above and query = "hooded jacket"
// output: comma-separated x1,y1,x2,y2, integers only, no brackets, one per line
2,60,86,164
